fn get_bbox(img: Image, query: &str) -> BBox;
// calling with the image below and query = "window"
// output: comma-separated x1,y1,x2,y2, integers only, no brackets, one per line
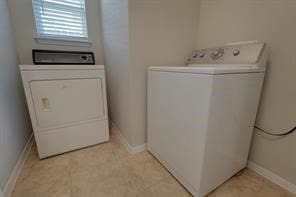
32,0,88,40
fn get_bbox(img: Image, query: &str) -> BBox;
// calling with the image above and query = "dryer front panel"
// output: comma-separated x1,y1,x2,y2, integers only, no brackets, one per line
30,78,105,130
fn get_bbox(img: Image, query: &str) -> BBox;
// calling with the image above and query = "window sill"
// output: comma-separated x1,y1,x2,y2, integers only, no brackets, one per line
34,36,92,47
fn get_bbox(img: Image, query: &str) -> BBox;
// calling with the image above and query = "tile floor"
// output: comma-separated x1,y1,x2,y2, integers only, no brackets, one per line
12,133,294,197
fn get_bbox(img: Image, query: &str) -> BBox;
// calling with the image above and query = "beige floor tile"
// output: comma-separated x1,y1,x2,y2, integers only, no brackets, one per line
88,167,143,197
11,134,294,197
255,180,295,197
140,175,191,197
125,151,171,190
208,169,294,197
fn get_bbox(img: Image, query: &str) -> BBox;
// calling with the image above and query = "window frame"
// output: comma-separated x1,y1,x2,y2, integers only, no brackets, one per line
32,0,91,46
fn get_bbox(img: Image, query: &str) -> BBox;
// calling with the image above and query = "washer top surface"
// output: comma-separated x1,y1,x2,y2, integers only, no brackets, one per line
19,64,105,71
149,65,265,74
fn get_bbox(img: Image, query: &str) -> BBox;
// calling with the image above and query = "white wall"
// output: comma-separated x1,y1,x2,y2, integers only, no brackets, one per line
197,0,296,184
8,0,104,64
0,0,32,191
100,0,134,145
101,0,200,147
129,0,200,146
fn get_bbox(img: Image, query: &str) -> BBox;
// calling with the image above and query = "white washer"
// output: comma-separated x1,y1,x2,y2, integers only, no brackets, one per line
20,64,109,159
147,42,267,197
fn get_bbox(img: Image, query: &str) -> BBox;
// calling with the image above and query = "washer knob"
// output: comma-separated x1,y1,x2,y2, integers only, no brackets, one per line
199,52,205,58
211,48,224,60
233,50,240,56
213,50,220,56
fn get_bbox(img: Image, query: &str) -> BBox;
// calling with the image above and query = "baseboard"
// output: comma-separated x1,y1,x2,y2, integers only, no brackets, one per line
109,121,146,154
3,134,34,197
247,161,296,194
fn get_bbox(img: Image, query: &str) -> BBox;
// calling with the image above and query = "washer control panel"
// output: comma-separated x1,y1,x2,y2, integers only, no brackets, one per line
188,42,265,65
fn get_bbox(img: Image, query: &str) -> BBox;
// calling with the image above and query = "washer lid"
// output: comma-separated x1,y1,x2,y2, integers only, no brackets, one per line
149,65,265,74
19,64,104,71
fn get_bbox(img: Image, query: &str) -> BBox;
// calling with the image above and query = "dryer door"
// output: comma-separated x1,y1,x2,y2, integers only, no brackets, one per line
30,78,105,130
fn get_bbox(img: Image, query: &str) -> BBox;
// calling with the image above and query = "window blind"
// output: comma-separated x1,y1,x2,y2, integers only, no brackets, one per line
32,0,88,39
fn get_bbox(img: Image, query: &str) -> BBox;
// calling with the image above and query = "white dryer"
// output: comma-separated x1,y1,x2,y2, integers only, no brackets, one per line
20,64,109,158
147,42,267,197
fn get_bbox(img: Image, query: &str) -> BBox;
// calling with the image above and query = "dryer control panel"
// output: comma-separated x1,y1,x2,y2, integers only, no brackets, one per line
188,41,266,65
33,50,95,65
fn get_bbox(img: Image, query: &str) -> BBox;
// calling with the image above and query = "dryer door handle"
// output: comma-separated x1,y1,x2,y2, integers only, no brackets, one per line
42,97,51,112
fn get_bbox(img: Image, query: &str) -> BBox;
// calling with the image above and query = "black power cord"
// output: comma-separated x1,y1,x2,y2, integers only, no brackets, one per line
254,125,296,137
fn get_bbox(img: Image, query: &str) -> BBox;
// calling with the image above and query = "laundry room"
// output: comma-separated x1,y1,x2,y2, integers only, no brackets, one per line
0,0,295,196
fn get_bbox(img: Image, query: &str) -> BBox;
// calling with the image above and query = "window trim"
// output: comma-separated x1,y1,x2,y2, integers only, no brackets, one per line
34,36,91,47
